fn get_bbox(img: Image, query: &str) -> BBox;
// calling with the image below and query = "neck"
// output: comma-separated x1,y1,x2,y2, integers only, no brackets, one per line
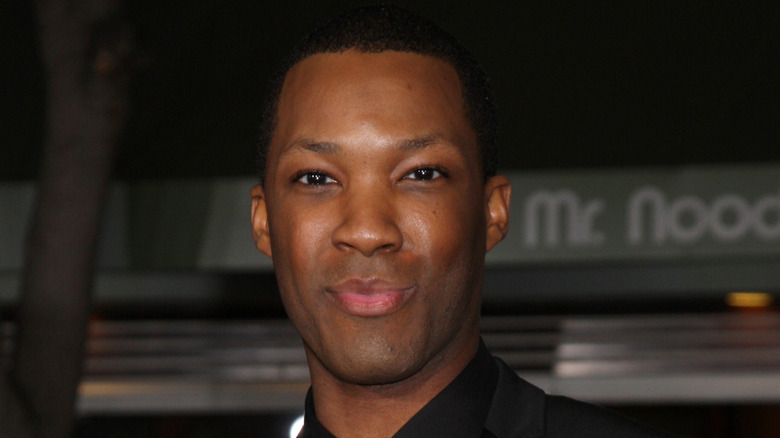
308,337,479,438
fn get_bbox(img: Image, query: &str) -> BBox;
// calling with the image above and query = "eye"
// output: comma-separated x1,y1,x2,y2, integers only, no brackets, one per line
404,166,446,181
295,171,336,186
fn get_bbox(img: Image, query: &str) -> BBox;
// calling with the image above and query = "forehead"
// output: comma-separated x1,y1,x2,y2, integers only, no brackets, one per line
270,50,477,158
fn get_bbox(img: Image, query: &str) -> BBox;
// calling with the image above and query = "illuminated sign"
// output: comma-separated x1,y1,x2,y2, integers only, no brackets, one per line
488,164,780,264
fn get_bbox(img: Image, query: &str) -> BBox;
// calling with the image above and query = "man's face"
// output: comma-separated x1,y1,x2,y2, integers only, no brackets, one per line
252,50,510,386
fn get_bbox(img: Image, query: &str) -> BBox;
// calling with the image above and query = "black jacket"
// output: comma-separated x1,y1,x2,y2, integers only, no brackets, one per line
299,343,676,437
484,358,676,437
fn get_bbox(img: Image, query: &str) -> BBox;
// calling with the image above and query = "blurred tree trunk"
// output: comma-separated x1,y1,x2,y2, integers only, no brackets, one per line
0,1,130,437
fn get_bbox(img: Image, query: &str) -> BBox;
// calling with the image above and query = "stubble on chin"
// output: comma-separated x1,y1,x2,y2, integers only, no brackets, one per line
307,326,425,387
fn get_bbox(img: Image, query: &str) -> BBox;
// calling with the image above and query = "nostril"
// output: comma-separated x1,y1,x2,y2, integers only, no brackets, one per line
332,214,403,256
376,241,399,252
333,227,403,256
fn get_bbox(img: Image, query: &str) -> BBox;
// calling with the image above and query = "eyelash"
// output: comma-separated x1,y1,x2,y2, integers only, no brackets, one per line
293,170,335,186
403,165,449,181
292,165,449,186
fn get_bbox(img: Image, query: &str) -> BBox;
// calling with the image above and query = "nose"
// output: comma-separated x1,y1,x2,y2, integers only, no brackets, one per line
332,184,403,256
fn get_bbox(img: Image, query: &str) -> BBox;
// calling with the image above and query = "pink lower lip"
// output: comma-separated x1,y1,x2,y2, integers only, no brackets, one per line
329,289,413,317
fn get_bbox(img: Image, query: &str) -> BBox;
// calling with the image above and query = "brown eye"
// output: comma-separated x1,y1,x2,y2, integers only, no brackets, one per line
405,167,443,181
296,171,335,185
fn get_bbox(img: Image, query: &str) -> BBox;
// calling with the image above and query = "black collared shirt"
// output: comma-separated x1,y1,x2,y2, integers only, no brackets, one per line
298,341,499,438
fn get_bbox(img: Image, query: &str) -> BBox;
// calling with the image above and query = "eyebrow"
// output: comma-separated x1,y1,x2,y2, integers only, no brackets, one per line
397,135,439,152
287,134,443,155
288,140,340,154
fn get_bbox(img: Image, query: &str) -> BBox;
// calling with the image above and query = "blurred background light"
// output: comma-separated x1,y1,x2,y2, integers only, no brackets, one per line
726,292,774,308
289,414,304,438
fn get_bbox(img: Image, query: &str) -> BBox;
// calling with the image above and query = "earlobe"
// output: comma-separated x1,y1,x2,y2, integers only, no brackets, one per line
484,175,511,252
250,185,273,258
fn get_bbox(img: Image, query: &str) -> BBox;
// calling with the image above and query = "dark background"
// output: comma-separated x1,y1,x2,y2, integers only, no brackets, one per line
3,1,778,181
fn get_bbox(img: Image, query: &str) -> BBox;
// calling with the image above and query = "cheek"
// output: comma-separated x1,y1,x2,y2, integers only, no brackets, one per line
270,202,333,263
267,203,336,310
418,193,486,280
411,196,484,259
269,213,329,340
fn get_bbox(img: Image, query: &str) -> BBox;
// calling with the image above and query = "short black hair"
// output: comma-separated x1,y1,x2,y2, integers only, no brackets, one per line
256,4,498,185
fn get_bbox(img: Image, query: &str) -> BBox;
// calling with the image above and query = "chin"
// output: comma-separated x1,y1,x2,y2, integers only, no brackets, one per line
323,334,423,386
339,360,421,387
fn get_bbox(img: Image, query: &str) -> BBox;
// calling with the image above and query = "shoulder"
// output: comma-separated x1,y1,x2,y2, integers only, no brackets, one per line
486,357,676,438
544,395,674,438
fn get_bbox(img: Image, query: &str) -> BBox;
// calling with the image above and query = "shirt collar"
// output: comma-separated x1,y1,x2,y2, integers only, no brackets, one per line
299,340,498,438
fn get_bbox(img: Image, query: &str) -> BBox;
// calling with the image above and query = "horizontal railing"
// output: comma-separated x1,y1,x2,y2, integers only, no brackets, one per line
3,312,780,413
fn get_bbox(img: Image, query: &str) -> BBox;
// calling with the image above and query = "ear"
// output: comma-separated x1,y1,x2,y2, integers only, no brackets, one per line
250,185,273,258
484,175,511,252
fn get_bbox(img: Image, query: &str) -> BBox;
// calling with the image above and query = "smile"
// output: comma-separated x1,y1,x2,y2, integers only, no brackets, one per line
326,278,414,317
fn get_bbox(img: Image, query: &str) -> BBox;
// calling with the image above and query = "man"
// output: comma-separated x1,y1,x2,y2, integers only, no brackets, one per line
251,5,672,437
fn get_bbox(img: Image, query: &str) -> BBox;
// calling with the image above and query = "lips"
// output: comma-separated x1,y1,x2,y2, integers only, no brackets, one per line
326,278,414,317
